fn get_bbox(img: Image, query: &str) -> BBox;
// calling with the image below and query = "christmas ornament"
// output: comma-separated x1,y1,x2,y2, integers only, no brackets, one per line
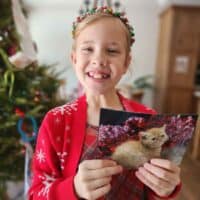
15,108,25,117
9,51,34,68
7,45,17,56
17,115,38,142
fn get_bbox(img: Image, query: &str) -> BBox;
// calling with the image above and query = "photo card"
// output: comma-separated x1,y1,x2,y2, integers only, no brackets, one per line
98,108,198,169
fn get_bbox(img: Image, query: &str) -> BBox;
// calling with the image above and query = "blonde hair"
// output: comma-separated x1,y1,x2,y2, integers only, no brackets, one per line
72,13,131,53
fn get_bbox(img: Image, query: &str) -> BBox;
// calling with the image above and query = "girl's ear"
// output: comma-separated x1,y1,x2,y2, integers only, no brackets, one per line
70,51,77,66
124,54,132,73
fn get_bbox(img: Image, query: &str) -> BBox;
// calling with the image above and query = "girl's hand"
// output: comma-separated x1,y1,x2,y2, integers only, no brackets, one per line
74,159,122,200
135,158,181,197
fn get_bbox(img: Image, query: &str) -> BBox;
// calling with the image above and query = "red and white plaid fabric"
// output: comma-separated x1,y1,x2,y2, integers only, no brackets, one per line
81,125,147,200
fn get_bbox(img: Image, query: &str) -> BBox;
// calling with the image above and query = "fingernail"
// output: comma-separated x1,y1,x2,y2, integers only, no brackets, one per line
135,171,139,177
144,163,149,168
139,167,143,172
111,161,117,165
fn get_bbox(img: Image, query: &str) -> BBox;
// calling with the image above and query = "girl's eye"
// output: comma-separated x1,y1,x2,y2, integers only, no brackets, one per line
107,49,119,54
82,47,93,52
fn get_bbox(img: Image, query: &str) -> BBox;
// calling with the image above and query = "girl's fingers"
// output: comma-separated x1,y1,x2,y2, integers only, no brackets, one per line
143,162,180,185
150,159,180,174
137,167,169,189
135,170,163,194
87,184,111,200
85,165,123,180
80,159,117,170
75,160,119,199
88,177,112,190
135,169,174,197
78,160,122,181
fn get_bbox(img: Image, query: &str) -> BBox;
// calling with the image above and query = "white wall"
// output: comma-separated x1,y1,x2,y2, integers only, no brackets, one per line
119,2,160,107
23,0,200,106
27,6,78,93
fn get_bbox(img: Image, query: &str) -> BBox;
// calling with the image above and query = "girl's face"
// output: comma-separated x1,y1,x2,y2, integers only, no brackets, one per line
71,17,131,95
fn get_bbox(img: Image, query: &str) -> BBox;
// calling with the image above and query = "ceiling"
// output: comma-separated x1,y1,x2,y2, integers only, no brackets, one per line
22,0,200,10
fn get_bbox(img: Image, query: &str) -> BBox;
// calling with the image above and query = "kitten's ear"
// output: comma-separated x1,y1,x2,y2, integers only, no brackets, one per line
139,131,145,137
162,124,166,130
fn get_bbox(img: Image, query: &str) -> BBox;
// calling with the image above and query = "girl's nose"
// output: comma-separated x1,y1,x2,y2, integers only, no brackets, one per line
92,51,107,67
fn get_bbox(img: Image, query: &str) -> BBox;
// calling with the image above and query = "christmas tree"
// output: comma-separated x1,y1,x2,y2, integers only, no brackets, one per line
0,0,66,197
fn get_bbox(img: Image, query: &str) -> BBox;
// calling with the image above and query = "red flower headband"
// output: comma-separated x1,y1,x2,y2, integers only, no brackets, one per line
72,6,135,46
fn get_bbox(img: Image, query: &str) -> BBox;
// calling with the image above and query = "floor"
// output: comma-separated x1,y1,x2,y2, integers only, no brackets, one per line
172,151,200,200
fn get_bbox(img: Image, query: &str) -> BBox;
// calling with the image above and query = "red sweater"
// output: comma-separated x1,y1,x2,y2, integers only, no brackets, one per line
29,94,180,199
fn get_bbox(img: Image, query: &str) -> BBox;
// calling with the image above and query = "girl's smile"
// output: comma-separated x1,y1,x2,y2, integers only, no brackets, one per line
71,17,131,95
86,69,111,84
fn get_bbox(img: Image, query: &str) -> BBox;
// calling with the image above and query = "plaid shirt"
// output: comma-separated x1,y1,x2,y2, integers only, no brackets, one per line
80,125,148,200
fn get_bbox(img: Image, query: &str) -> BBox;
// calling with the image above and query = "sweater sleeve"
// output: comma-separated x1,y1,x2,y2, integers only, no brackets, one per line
28,112,78,200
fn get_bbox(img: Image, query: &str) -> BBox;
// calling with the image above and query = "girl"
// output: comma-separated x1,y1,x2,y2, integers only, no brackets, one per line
29,7,181,200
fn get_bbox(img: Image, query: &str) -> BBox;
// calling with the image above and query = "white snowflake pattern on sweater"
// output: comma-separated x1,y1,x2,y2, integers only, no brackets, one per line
38,173,56,198
36,149,46,163
51,100,78,116
57,151,68,170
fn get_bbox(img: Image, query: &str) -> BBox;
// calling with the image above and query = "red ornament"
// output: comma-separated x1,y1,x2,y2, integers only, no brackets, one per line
7,45,17,56
15,108,25,117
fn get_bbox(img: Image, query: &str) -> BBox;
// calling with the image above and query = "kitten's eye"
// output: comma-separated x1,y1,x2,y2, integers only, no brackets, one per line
142,136,147,140
161,135,165,137
152,137,156,141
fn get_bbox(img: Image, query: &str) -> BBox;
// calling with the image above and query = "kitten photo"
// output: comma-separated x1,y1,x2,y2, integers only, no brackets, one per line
111,125,168,169
98,109,197,170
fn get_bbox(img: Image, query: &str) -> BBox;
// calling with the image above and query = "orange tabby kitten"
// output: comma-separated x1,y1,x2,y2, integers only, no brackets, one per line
111,125,169,169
